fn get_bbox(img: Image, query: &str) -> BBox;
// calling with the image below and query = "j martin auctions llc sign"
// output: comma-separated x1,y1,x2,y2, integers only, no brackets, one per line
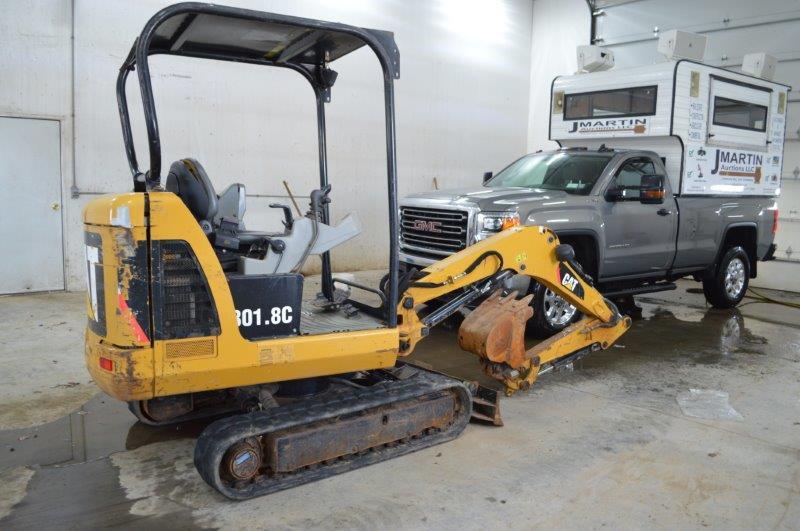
569,118,647,134
711,150,763,180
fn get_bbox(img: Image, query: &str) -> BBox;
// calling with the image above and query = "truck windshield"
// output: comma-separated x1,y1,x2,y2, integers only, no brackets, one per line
485,152,613,195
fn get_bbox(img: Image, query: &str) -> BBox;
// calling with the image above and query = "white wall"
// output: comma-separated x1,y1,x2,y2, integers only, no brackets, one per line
0,0,73,289
526,0,590,151
2,0,534,290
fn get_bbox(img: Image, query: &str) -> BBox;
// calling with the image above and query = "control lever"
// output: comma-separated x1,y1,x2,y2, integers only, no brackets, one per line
309,184,332,220
269,203,294,230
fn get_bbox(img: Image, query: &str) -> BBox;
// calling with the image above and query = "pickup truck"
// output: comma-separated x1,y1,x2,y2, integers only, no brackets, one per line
399,147,778,336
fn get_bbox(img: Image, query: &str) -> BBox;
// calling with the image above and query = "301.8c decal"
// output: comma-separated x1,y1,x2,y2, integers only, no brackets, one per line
236,306,293,327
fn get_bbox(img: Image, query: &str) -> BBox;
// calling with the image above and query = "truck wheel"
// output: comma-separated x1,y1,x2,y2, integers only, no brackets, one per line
528,283,580,338
703,246,750,309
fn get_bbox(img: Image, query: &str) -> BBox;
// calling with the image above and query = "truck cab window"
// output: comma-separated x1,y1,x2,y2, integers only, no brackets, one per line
613,159,656,200
485,152,613,195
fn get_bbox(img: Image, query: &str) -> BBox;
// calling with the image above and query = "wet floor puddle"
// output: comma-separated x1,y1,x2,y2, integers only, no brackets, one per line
0,395,214,471
0,395,215,527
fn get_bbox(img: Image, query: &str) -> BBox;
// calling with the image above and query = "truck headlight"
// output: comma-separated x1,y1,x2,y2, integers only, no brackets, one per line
480,212,520,232
476,212,520,241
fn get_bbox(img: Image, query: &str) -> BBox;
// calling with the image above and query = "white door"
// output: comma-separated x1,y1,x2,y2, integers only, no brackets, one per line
0,117,64,294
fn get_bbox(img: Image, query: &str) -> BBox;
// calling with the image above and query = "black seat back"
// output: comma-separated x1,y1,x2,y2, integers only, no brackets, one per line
165,159,218,229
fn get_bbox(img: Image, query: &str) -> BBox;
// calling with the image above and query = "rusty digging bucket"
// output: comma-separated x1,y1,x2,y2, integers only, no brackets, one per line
457,290,537,394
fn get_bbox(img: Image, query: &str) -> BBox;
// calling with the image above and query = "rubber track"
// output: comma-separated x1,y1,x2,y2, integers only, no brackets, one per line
194,368,472,500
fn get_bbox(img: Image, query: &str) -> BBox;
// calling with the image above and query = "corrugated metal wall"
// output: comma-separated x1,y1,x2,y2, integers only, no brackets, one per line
592,0,800,289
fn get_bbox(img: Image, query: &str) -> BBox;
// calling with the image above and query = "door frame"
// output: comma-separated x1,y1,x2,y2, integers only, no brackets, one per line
599,154,678,277
0,114,67,293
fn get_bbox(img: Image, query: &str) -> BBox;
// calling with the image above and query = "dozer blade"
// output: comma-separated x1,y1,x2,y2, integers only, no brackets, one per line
467,383,503,427
405,361,503,426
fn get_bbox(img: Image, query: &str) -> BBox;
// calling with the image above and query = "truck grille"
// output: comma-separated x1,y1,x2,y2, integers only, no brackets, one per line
400,207,469,256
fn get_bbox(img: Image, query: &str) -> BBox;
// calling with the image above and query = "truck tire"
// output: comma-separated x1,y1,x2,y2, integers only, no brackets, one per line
528,283,581,338
703,246,750,309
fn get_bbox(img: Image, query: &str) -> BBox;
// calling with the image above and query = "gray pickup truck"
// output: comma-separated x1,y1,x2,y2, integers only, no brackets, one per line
399,147,778,336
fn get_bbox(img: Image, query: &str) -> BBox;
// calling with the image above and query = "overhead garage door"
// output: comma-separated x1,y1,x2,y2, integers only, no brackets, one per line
591,0,800,288
0,117,64,294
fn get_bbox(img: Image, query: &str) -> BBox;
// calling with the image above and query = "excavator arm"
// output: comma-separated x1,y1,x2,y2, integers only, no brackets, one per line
397,225,631,395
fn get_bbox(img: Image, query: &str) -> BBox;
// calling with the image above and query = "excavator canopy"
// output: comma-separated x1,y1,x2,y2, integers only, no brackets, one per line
145,9,394,68
116,2,402,325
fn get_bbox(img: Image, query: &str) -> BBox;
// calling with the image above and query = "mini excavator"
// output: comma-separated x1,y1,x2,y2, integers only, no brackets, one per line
83,3,631,500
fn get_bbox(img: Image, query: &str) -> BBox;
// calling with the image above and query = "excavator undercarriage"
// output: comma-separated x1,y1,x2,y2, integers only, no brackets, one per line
195,365,472,499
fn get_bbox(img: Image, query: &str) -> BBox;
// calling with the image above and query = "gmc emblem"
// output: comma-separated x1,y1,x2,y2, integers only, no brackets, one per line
412,220,442,233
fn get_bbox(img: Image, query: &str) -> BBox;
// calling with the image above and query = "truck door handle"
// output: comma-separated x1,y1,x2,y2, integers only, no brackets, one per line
657,208,672,216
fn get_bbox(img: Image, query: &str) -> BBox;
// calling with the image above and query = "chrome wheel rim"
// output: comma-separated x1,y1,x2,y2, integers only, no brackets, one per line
543,288,578,327
724,257,746,299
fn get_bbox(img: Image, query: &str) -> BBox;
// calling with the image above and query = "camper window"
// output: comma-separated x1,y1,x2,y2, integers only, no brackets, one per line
564,86,657,120
712,96,768,132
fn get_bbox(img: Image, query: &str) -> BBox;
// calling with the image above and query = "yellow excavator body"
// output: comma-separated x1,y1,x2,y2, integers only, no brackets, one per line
84,192,400,402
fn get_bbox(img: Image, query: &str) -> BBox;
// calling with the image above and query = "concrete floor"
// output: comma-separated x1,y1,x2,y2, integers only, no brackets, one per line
1,279,799,529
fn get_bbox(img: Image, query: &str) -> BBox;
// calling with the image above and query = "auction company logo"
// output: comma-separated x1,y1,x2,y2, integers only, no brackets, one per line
569,118,647,134
711,149,763,182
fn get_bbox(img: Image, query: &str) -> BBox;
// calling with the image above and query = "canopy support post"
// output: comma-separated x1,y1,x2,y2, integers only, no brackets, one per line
383,77,399,327
316,90,334,301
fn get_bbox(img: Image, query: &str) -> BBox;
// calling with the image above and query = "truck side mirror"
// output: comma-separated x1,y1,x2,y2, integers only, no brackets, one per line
640,174,666,204
605,186,624,202
483,171,493,184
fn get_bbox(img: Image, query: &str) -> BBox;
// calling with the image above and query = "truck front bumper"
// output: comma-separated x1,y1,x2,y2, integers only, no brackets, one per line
399,250,438,269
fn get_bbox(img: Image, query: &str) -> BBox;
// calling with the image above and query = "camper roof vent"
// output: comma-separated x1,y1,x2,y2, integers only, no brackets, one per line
741,53,777,80
577,45,614,73
657,30,706,61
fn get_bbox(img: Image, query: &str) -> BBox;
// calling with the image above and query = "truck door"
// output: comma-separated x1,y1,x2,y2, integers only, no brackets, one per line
600,156,678,278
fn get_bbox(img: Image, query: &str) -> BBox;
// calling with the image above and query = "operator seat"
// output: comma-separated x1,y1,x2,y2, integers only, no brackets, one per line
166,158,218,233
166,158,284,264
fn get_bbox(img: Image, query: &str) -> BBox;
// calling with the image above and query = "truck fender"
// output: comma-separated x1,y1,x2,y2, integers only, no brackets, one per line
552,229,601,281
709,222,758,278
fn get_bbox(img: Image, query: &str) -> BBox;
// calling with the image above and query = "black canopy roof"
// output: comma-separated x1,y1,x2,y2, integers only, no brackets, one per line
126,3,400,79
152,13,366,66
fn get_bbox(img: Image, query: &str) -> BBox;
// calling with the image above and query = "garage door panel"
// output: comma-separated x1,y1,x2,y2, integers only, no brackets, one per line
597,0,800,42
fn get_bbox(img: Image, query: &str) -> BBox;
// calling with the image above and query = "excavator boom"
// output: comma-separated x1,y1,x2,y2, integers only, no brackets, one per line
398,225,631,394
